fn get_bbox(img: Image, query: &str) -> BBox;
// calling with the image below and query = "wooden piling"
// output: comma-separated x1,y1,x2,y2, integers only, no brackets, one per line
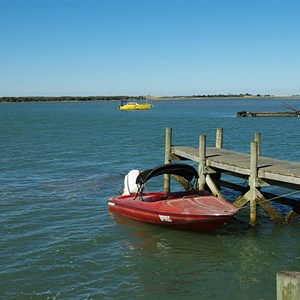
277,271,300,300
255,132,262,156
216,128,223,149
249,141,258,226
198,135,206,190
164,127,172,193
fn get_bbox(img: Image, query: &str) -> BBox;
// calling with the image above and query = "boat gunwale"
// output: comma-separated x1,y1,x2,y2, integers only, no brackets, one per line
108,194,238,218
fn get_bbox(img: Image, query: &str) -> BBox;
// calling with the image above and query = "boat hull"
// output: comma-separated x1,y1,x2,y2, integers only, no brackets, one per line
108,192,238,232
119,103,152,110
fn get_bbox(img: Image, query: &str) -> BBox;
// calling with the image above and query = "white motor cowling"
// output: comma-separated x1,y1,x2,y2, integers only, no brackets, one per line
122,170,141,196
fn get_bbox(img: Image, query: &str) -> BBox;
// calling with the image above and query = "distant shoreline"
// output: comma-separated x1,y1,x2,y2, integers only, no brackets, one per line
150,95,300,101
1,95,300,103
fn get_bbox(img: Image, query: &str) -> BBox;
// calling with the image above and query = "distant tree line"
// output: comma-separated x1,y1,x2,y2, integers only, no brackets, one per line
151,93,274,99
191,93,272,98
0,96,144,103
0,94,276,103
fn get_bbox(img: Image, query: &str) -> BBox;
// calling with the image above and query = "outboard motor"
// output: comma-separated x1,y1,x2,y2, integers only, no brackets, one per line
122,170,141,195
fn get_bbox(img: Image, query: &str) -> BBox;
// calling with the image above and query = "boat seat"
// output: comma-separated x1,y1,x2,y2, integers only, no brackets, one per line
141,194,168,202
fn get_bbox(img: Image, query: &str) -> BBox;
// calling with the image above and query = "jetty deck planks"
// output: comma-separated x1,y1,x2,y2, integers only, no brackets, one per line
172,146,300,188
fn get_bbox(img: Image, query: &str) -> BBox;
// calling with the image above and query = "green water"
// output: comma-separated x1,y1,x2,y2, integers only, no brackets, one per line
1,99,300,299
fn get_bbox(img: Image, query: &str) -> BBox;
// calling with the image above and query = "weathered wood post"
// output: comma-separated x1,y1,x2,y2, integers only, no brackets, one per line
216,128,223,149
164,127,172,193
255,132,262,156
249,141,258,226
211,128,223,191
277,271,300,300
198,135,206,190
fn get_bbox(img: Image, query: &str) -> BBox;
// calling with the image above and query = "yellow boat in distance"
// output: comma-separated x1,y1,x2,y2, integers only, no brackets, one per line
119,99,152,111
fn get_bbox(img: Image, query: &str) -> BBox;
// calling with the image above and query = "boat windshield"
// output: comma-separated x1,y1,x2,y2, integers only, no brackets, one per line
136,163,198,185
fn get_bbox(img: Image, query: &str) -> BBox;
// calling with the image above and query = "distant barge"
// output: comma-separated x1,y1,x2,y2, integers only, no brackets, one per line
237,111,300,117
237,102,300,117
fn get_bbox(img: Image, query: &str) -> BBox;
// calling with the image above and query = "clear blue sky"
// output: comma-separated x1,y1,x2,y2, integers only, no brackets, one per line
1,0,299,96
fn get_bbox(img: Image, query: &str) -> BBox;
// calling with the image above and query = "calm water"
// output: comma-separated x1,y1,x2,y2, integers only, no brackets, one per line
1,98,300,299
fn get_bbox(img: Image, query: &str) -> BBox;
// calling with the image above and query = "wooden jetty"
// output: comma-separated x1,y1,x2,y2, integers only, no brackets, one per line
164,128,300,226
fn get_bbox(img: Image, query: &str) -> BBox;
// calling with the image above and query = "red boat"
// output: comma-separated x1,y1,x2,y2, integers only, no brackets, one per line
108,163,239,232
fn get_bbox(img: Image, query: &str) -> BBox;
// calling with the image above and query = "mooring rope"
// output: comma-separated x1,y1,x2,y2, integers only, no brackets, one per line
265,190,300,202
238,189,300,209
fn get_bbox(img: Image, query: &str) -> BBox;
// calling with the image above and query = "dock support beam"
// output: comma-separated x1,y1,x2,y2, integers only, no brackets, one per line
164,127,172,193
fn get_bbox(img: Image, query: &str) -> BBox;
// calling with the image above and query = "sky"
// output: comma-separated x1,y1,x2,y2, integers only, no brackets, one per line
0,0,299,97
